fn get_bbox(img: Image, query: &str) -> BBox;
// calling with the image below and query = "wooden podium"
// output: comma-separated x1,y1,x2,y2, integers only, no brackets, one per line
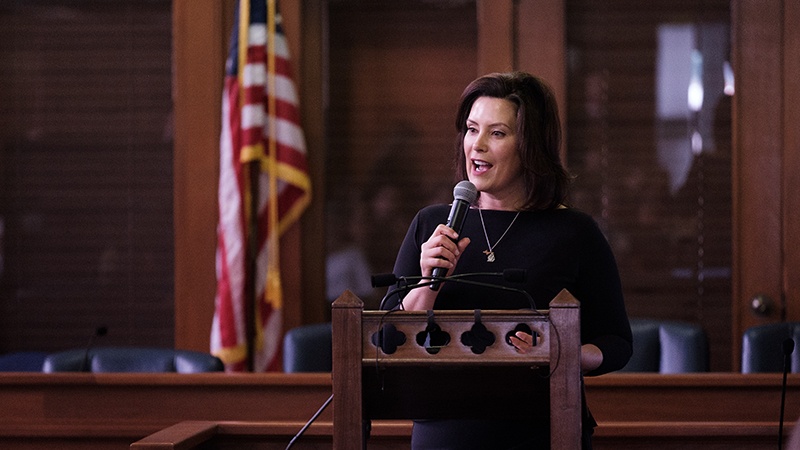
331,288,581,449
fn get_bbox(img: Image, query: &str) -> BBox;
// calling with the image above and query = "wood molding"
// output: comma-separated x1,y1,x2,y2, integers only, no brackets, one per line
784,0,800,322
516,0,568,163
731,0,789,365
172,0,230,352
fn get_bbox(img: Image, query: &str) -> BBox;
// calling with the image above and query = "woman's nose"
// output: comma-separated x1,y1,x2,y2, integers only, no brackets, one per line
471,133,487,152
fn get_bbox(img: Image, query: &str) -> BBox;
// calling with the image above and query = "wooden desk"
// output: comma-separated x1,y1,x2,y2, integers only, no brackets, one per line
0,372,332,450
0,372,798,449
588,373,800,423
588,373,800,449
130,419,782,450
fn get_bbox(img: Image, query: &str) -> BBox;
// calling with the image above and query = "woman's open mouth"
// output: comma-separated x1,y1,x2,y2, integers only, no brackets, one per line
472,159,492,174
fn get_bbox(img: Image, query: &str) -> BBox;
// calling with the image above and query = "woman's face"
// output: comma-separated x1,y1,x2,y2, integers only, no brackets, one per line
463,96,524,209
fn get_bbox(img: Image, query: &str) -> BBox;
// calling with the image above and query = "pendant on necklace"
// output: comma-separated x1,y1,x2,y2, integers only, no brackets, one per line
483,250,496,263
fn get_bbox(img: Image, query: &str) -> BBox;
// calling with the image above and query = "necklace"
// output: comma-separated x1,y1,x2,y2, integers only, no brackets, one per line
477,209,520,263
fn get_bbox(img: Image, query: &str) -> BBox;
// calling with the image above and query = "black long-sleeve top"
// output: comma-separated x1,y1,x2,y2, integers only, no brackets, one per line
387,205,632,448
388,204,632,376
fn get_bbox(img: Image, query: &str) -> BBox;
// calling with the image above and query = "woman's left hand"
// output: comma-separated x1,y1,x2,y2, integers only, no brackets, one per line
510,333,604,374
508,331,539,353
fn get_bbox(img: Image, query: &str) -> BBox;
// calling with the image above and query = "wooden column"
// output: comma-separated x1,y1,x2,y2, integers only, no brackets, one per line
172,0,231,351
331,290,365,449
476,0,514,74
549,289,582,449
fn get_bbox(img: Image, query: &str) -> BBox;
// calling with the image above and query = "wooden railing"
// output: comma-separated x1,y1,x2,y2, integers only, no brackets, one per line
0,371,798,449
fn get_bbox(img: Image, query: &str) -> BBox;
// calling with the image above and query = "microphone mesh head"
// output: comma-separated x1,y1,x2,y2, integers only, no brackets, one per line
453,180,478,204
371,273,398,288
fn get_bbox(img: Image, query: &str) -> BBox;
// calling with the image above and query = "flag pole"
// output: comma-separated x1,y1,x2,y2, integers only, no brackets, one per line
264,0,283,370
245,162,259,372
239,0,257,373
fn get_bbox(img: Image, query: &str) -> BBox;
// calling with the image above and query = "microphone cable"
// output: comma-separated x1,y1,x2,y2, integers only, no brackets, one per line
375,270,533,311
285,393,333,450
372,272,562,377
80,326,108,372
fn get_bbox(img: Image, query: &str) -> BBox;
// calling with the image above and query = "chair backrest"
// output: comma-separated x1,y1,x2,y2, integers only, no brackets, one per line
741,322,800,373
620,319,709,373
42,347,224,373
0,351,48,372
282,322,332,373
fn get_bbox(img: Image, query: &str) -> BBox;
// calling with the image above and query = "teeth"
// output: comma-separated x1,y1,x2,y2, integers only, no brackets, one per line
473,160,491,172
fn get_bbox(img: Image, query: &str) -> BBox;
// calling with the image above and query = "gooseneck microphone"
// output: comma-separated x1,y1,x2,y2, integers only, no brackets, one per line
371,269,526,289
430,180,478,291
81,326,108,372
779,337,794,450
373,269,535,311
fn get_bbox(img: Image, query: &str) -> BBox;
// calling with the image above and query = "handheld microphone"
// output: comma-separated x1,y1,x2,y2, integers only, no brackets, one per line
430,180,478,291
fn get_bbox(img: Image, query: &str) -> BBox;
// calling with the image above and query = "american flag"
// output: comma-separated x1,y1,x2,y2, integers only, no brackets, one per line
211,0,311,372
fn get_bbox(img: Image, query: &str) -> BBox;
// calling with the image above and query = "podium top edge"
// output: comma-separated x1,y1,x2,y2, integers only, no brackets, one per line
331,289,364,308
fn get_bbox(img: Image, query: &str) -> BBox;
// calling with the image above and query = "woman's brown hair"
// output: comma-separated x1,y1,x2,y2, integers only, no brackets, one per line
454,72,570,210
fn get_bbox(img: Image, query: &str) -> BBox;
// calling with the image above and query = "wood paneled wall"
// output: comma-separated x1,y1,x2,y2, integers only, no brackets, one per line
171,0,565,352
0,1,175,351
172,0,800,371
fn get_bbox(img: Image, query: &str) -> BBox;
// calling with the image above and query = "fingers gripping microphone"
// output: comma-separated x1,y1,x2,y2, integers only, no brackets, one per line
430,180,478,291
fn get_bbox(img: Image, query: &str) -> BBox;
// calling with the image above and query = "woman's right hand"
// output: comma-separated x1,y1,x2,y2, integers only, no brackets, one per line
419,224,471,279
401,225,471,311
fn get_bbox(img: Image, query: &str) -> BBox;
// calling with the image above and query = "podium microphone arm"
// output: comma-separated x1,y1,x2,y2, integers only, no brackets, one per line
373,270,535,311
